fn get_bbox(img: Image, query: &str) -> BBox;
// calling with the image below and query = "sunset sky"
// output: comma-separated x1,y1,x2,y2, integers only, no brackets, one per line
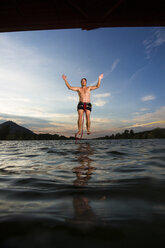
0,27,165,138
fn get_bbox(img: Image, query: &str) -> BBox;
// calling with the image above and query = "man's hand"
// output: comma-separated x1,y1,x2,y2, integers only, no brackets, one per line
99,74,104,80
62,74,67,81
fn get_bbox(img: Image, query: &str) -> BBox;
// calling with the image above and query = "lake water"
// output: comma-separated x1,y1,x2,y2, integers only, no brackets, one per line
0,139,165,248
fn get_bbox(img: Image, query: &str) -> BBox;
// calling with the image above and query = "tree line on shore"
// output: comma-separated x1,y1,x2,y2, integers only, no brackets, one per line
96,128,165,139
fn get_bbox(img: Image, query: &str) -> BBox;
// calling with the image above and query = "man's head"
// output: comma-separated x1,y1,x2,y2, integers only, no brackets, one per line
81,78,87,87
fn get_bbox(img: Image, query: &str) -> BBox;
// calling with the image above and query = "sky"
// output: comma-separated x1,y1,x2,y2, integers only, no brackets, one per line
0,27,165,138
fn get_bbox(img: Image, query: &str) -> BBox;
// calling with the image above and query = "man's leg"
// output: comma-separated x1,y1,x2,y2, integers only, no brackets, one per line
77,109,84,135
86,110,91,134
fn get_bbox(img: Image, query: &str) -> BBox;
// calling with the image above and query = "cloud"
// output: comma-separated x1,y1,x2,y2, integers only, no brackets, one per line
143,28,165,59
0,96,30,103
132,108,150,116
118,106,165,131
140,108,149,111
125,120,165,129
110,58,120,73
141,95,155,102
133,106,165,123
0,98,77,124
93,99,106,107
93,92,111,107
128,67,144,82
121,120,130,123
132,112,140,116
67,95,78,102
104,58,120,78
93,93,111,98
92,117,111,124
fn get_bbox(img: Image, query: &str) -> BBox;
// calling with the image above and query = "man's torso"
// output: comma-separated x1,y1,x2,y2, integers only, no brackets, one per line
77,87,91,103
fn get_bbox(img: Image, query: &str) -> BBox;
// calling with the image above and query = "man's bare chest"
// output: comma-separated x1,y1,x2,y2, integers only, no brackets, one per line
79,88,90,95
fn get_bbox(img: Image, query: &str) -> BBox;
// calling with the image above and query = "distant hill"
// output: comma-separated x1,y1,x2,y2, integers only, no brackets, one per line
0,121,74,140
96,128,165,139
0,121,36,140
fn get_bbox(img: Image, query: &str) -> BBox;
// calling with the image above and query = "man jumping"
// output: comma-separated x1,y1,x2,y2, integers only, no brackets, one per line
62,74,103,136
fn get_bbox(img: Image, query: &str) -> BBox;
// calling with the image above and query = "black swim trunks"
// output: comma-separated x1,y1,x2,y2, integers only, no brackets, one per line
77,101,92,112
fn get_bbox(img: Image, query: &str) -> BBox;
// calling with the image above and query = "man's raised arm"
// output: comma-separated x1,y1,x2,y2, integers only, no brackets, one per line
62,74,79,91
89,74,104,90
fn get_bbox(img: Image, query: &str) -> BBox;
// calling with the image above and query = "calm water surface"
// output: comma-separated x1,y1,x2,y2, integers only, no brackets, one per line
0,139,165,248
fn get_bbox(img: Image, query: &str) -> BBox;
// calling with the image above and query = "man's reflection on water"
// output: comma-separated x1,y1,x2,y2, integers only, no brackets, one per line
72,142,95,186
70,143,97,230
